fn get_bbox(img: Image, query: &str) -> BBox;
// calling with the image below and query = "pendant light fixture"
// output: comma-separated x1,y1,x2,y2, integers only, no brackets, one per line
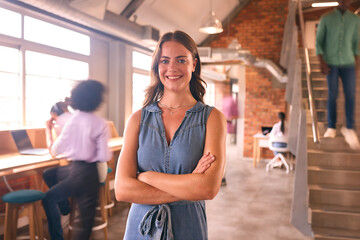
199,0,223,34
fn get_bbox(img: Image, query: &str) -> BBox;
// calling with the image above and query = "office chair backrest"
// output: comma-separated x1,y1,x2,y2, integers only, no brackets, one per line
268,135,289,152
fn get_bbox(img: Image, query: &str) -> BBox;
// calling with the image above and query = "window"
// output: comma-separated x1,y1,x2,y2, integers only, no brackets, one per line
25,51,88,126
0,7,21,38
132,51,151,71
132,50,151,112
24,16,90,55
204,82,215,106
0,46,21,129
132,73,150,112
0,6,91,129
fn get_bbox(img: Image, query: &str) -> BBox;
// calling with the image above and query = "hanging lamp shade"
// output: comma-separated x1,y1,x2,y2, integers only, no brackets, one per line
199,11,223,34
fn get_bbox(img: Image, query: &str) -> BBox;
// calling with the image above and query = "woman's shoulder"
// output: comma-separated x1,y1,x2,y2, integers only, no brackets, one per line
125,109,146,130
207,107,226,125
128,109,142,123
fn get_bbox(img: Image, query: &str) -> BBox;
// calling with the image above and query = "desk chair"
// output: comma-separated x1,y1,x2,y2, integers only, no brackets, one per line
96,164,114,217
266,136,292,174
2,190,45,240
68,168,113,240
104,167,115,217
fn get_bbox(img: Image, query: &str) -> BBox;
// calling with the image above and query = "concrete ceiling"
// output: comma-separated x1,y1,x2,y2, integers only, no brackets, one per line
106,0,241,45
11,0,360,49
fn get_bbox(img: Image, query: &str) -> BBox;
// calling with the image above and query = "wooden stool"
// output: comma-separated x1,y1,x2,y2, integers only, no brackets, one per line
2,190,45,240
68,183,108,240
104,167,114,217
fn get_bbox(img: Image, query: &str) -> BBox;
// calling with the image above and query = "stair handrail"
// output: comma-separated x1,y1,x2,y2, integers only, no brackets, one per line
298,0,321,143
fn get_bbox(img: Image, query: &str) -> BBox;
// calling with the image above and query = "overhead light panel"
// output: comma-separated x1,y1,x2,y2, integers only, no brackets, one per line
311,2,339,7
199,0,223,34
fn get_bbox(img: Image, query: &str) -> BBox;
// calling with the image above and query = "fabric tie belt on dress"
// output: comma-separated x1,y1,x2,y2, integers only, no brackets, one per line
138,201,193,240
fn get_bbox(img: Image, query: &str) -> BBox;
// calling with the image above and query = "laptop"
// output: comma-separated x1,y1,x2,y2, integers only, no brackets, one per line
10,130,49,155
261,126,273,135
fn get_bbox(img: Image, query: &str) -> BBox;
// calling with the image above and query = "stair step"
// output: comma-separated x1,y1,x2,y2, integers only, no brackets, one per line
308,167,360,189
311,71,327,79
313,226,360,239
316,111,327,122
309,185,360,212
298,48,316,55
307,123,327,136
303,89,328,98
307,123,325,136
307,136,360,152
309,122,360,137
311,203,360,214
308,149,360,170
302,65,321,71
306,77,326,81
302,79,327,88
315,236,360,240
304,88,360,96
311,209,360,232
301,71,326,79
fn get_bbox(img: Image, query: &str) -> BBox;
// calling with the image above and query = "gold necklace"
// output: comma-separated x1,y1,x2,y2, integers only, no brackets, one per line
158,101,196,115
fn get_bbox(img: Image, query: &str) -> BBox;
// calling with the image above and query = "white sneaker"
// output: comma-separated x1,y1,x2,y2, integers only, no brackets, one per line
341,127,360,150
324,128,336,138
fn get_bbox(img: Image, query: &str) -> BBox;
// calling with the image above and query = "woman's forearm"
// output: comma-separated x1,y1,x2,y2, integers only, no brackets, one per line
138,171,221,201
115,176,183,205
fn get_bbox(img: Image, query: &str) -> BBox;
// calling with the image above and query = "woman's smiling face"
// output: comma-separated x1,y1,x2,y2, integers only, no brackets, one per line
158,41,197,94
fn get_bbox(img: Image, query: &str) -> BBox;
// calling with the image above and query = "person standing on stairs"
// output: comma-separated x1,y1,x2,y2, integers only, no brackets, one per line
316,0,360,149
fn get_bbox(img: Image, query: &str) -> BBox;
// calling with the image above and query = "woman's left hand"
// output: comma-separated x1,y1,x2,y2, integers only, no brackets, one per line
192,152,215,174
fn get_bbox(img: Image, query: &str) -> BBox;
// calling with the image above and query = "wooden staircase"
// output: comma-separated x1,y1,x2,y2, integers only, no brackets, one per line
303,49,360,239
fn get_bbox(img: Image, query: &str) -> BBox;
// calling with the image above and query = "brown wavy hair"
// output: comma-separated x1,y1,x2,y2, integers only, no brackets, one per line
143,31,206,107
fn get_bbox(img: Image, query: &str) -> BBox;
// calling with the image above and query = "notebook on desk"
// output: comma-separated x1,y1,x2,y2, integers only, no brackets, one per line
10,130,49,155
261,126,273,135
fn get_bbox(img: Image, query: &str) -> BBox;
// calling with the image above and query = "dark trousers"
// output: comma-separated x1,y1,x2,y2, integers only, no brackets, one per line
42,161,99,240
327,65,356,129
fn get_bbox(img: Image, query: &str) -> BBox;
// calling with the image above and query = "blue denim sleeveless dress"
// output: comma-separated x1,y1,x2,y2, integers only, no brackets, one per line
123,101,213,240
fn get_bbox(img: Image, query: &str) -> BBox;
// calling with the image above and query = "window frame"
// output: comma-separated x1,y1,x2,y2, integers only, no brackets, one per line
0,3,93,129
131,48,152,113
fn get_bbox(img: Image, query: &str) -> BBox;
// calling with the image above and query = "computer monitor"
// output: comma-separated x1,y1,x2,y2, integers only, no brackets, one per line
261,126,272,135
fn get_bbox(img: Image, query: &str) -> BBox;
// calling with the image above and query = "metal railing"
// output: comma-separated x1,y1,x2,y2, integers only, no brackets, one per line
298,0,320,143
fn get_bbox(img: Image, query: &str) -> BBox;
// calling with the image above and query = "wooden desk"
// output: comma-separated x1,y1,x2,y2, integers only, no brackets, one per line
0,137,123,178
0,153,66,178
108,137,123,152
0,127,123,231
253,133,269,168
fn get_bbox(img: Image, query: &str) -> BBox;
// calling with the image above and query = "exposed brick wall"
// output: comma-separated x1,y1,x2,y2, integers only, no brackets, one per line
207,0,289,158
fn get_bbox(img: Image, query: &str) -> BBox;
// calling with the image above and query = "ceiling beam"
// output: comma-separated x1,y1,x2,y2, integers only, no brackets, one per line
120,0,144,19
199,0,252,46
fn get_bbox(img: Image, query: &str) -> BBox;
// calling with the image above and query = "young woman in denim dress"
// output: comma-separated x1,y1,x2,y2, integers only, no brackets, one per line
115,31,226,240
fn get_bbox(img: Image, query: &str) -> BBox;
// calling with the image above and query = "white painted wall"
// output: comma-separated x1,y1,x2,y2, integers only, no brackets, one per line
227,65,246,158
305,20,319,49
